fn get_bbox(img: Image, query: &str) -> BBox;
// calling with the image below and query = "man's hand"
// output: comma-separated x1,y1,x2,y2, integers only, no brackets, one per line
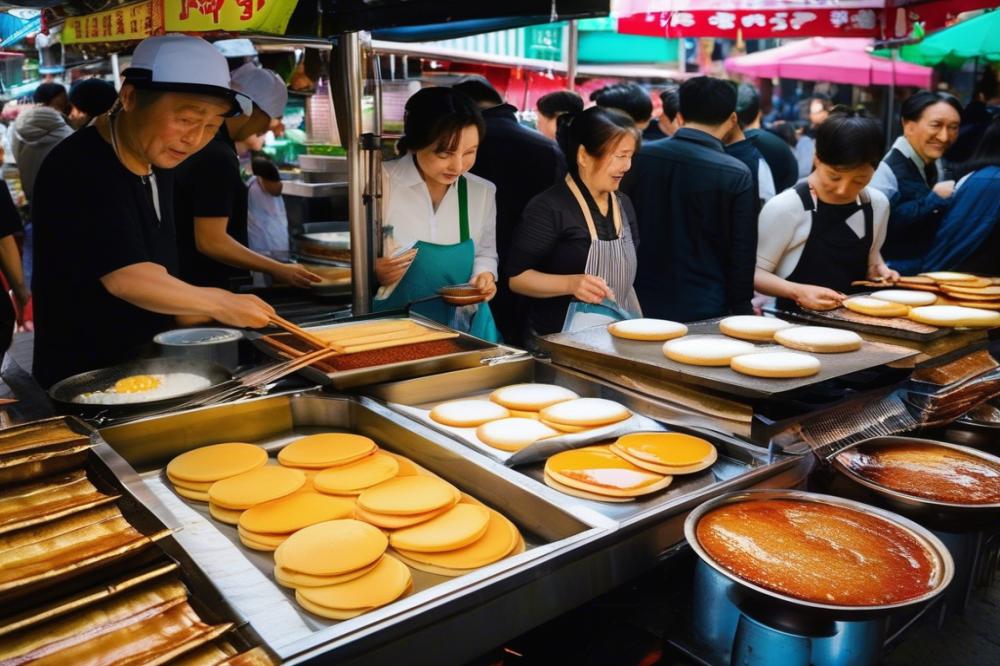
472,272,497,301
794,284,845,311
272,263,322,288
375,249,416,286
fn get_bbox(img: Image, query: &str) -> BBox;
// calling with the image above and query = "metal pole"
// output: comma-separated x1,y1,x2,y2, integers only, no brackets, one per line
566,20,578,91
110,53,121,90
886,47,897,152
334,32,371,315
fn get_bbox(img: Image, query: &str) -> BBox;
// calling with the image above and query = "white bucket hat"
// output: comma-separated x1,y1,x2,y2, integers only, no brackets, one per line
230,63,288,119
123,34,240,116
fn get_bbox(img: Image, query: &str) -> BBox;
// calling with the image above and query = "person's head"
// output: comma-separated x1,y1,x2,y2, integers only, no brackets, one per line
901,90,963,164
590,82,653,129
34,82,69,115
767,121,797,148
657,86,680,137
808,93,833,128
226,63,288,141
960,117,1000,176
252,156,283,196
452,76,503,110
678,77,737,139
557,106,640,194
735,84,761,130
67,78,117,129
118,34,240,169
810,107,885,204
536,90,583,140
397,86,485,189
213,38,259,72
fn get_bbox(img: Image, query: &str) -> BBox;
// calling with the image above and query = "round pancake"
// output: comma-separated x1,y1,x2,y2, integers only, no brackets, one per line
730,352,821,378
489,384,579,411
277,433,377,469
476,418,559,452
613,432,717,469
842,296,909,318
313,452,399,495
357,476,458,516
389,504,491,553
940,284,1000,297
393,508,519,570
238,525,288,547
295,594,370,620
166,443,267,483
610,444,716,475
239,491,355,534
545,446,671,498
275,519,387,576
542,470,634,503
608,318,688,342
274,557,382,589
166,474,214,493
869,289,937,306
208,466,306,510
663,336,756,366
395,529,527,577
382,451,421,477
173,485,210,503
908,305,1000,328
773,326,863,353
919,271,979,283
430,400,510,428
718,315,793,342
538,398,631,428
935,297,1000,311
296,554,411,611
240,533,279,552
353,498,457,529
538,418,590,434
508,409,540,420
209,503,243,525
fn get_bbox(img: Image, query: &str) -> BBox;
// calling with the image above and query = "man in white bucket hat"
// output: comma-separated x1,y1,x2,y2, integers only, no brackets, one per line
173,62,319,291
30,34,276,388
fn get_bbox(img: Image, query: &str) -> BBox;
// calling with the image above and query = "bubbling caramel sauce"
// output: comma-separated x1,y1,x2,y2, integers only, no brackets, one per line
696,499,937,606
838,443,1000,505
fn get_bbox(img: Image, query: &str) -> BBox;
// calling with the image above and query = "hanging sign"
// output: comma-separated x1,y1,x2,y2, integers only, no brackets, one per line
618,8,883,38
164,0,298,35
63,1,158,44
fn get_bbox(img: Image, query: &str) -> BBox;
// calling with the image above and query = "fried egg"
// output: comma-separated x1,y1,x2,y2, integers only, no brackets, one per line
73,373,212,405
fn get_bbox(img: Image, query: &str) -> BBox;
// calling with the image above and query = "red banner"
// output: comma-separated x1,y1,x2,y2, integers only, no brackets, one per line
618,8,883,38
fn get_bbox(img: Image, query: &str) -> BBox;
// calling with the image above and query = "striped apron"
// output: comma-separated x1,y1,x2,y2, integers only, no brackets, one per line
561,174,642,332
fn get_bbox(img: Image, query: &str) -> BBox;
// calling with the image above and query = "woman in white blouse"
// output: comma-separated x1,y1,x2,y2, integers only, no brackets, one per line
375,87,499,340
755,109,898,312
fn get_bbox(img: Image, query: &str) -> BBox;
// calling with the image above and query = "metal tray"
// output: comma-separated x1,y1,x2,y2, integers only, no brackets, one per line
98,392,610,666
247,315,504,389
765,303,951,342
539,319,917,399
0,416,266,656
364,358,811,529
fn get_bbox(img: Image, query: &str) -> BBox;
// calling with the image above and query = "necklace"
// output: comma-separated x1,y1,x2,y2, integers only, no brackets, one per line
107,110,161,223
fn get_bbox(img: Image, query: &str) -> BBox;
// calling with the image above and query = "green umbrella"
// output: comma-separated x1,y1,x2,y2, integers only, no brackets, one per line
873,10,1000,67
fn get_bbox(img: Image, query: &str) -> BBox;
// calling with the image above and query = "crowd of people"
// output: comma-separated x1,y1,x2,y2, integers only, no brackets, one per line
7,31,1000,389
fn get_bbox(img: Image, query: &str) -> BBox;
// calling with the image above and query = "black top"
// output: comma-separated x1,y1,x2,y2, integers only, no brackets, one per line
880,147,949,274
507,175,638,337
725,138,765,206
31,126,178,388
642,123,667,142
746,128,798,193
0,182,21,239
468,103,566,344
621,128,757,322
173,126,250,289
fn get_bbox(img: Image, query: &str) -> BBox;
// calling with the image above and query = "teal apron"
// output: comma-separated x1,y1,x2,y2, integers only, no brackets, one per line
374,176,500,342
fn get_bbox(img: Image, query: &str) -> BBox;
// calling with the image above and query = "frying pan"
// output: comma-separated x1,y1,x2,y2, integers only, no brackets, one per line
48,357,234,421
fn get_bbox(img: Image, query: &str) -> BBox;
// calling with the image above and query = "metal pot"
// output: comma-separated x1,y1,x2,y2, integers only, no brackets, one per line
829,436,1000,531
48,357,234,421
684,489,953,630
154,328,243,370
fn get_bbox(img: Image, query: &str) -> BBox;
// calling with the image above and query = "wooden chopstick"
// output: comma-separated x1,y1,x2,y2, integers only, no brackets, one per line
268,315,329,350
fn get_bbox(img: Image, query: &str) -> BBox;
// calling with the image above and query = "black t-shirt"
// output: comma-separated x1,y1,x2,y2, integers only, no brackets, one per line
0,182,21,239
506,176,639,337
31,126,177,388
173,126,250,289
746,128,798,194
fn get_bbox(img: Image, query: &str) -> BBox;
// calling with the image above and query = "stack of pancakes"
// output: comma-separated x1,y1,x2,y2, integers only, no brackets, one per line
544,433,717,503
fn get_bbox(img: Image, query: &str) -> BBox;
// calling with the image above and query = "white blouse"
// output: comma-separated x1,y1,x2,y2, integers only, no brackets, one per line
756,186,890,279
382,154,498,279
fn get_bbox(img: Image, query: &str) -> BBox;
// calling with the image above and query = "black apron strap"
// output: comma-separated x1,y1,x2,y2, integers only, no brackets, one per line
794,181,815,211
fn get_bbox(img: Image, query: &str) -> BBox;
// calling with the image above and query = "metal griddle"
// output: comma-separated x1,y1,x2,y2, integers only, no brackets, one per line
539,318,918,399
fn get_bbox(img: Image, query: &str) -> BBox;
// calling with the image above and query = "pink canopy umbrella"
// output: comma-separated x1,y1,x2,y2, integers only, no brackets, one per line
725,37,933,87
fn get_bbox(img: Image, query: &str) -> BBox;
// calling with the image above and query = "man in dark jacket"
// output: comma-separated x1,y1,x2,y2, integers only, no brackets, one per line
737,84,798,194
453,78,565,345
622,77,757,322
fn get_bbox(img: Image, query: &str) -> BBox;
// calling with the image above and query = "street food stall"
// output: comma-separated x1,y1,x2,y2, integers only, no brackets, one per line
3,2,1000,665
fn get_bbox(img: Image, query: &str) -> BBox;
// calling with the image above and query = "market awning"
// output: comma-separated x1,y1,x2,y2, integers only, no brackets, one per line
873,9,1000,66
725,36,933,87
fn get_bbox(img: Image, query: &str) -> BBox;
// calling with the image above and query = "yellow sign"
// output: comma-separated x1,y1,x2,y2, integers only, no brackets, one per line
63,1,158,44
164,0,298,34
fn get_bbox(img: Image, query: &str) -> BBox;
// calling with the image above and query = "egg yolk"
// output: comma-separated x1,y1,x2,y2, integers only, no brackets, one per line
113,375,162,394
